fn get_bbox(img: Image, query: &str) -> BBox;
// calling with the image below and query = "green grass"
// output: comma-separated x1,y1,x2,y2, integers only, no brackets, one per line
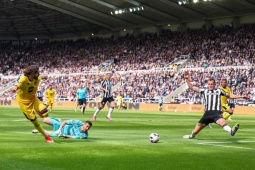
1,106,255,170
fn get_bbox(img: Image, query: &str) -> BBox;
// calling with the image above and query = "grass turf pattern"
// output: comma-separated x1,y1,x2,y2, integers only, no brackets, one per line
0,106,255,170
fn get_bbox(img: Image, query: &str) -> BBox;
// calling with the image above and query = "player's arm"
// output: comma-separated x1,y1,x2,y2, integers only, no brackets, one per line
59,135,87,139
55,121,66,134
41,75,48,80
99,86,108,92
12,85,19,93
220,89,249,99
229,94,249,99
12,76,26,92
184,72,199,93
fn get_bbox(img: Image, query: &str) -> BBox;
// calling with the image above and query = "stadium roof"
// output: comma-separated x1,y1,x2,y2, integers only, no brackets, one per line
1,0,255,39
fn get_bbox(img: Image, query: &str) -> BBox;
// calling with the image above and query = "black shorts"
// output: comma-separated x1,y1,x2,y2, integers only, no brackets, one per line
101,97,114,105
229,104,235,109
198,111,223,125
37,97,43,102
78,98,87,105
159,103,163,106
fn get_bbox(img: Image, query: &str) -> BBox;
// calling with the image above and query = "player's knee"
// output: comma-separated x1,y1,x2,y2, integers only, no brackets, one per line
43,117,50,123
100,105,105,109
31,118,40,127
111,107,114,110
38,108,49,118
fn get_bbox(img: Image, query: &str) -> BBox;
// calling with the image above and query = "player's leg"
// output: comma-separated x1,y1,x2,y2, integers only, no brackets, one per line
222,105,233,119
228,105,235,120
34,100,54,142
50,98,54,112
35,98,49,118
183,123,206,139
117,102,121,110
21,101,53,142
93,98,106,121
216,117,239,136
75,101,79,112
106,98,115,121
43,117,61,137
81,99,86,115
183,113,211,139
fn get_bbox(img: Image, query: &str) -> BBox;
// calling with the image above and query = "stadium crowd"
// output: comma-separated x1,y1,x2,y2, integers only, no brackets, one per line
0,23,255,103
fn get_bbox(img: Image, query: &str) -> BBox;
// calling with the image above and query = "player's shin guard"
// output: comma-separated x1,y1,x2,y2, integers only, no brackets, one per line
93,107,102,116
31,118,45,136
107,107,114,117
37,108,49,118
223,124,231,133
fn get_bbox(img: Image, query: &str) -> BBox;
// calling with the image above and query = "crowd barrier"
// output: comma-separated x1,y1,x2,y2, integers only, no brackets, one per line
1,100,254,115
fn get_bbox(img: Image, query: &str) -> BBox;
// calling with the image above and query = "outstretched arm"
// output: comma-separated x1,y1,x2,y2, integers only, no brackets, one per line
229,94,249,100
41,75,48,79
184,72,199,93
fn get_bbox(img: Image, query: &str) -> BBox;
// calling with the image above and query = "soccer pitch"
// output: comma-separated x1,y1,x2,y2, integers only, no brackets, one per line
1,106,255,170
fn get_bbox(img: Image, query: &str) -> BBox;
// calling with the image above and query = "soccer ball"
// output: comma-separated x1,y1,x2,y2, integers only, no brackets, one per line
149,133,160,143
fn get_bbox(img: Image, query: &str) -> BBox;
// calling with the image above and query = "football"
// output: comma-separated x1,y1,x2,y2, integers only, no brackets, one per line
149,133,160,143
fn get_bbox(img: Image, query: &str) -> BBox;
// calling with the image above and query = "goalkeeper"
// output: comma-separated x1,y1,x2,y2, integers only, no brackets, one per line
43,117,92,139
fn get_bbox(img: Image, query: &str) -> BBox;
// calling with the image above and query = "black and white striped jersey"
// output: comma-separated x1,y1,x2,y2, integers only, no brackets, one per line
200,88,228,112
228,98,236,104
36,91,43,98
101,79,112,98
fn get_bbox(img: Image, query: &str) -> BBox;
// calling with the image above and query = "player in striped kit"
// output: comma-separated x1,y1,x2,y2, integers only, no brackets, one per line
183,72,249,139
93,73,115,121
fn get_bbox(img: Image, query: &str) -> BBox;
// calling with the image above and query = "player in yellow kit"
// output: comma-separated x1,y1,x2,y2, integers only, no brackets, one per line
12,65,54,143
116,94,123,110
219,79,234,119
45,85,56,112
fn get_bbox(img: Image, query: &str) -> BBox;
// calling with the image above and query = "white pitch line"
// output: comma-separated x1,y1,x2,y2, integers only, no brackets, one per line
197,141,255,150
12,119,27,122
197,141,255,144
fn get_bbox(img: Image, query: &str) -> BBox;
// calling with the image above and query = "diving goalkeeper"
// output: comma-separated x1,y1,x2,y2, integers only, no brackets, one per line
42,117,92,139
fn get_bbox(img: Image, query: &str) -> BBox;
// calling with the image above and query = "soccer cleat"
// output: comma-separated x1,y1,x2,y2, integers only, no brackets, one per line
231,123,239,136
183,135,193,139
32,129,39,133
45,136,54,143
208,123,213,128
93,115,97,121
106,116,112,121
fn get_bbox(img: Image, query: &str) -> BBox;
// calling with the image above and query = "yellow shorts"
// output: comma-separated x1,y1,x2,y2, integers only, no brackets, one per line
222,104,230,112
47,98,54,105
18,98,47,120
117,102,122,106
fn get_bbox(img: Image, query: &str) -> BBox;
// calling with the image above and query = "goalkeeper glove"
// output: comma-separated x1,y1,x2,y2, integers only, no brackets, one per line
54,129,61,135
58,133,66,138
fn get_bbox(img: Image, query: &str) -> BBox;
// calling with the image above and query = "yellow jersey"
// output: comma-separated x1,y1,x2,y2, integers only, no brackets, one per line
16,75,42,104
46,89,55,98
116,96,123,103
219,86,231,105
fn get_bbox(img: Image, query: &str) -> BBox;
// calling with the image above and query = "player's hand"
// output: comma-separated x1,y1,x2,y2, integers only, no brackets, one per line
54,129,61,135
242,96,250,100
105,89,109,92
11,86,18,93
184,72,189,79
58,133,66,138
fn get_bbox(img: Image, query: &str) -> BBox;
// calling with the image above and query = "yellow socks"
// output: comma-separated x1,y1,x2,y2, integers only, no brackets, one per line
31,118,46,136
223,112,231,119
